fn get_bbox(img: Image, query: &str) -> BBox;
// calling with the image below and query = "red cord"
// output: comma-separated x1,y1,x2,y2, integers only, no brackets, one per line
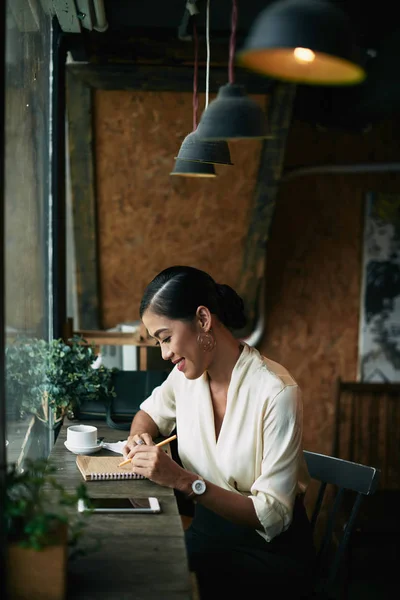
229,0,238,84
193,20,199,131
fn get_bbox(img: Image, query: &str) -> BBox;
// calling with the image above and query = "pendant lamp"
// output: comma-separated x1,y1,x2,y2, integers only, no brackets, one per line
175,131,232,165
237,0,366,86
171,9,231,174
170,158,217,178
196,0,269,141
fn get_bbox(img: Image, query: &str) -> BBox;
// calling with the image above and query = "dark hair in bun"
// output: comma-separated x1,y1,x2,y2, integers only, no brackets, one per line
140,266,247,331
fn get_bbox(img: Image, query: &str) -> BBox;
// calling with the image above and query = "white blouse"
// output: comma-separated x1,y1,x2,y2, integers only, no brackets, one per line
140,343,310,542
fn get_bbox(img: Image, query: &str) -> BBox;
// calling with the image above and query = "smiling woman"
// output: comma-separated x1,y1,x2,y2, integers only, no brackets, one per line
139,265,246,379
121,265,316,598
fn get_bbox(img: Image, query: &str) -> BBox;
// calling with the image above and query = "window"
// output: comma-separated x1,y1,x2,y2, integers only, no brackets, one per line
4,2,54,464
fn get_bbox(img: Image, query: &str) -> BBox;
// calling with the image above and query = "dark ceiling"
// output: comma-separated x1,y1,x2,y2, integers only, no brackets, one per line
72,0,400,132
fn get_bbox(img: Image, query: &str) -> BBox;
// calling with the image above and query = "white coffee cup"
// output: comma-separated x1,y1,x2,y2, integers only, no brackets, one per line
67,424,98,448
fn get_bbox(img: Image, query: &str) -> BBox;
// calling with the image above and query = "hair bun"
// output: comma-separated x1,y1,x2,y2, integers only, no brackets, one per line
216,284,247,330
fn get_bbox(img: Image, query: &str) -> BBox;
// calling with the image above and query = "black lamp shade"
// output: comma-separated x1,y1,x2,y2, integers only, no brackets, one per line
237,0,366,85
175,131,233,165
196,83,269,141
170,158,217,178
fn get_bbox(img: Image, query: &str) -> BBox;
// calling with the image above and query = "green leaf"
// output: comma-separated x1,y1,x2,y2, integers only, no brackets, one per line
6,457,94,553
6,336,115,423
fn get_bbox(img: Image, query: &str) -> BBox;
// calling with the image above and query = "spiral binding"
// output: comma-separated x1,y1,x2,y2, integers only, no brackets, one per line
90,472,145,480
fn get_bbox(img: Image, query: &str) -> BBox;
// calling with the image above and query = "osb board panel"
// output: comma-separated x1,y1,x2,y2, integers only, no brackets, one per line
259,162,400,456
258,113,400,456
259,173,362,455
94,90,264,329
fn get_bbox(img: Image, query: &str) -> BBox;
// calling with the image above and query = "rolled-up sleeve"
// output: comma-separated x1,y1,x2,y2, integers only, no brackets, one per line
139,368,178,436
250,385,304,542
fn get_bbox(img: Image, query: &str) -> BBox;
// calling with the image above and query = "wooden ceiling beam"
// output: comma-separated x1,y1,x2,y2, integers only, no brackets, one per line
67,63,273,94
65,28,250,67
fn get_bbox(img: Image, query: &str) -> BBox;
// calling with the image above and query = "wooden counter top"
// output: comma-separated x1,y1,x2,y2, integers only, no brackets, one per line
51,420,192,599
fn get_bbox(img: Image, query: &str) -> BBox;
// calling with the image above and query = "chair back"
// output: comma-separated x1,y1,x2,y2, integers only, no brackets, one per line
333,378,400,489
304,450,380,596
72,369,169,430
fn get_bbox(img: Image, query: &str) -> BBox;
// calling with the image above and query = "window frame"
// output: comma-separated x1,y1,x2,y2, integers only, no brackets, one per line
0,0,6,595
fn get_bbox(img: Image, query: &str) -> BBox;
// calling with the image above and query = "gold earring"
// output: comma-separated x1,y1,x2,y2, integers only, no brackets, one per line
197,331,216,352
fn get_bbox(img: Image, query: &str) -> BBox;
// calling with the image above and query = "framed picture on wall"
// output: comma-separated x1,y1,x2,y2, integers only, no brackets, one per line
358,191,400,382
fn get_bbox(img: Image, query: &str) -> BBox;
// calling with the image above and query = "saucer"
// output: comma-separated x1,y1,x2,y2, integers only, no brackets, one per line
64,440,104,455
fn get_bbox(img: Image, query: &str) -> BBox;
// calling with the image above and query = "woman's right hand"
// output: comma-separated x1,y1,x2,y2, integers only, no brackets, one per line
122,433,154,459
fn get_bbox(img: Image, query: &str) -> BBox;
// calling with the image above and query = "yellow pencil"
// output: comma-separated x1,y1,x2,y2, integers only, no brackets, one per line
118,434,177,467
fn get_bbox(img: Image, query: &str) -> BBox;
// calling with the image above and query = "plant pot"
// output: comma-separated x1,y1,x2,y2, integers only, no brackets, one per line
36,412,65,430
7,524,68,600
34,390,66,430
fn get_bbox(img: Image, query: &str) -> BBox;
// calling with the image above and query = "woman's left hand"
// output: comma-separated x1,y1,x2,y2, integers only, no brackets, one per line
128,443,183,487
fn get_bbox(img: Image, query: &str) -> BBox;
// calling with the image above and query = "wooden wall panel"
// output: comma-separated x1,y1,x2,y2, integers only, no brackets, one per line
94,90,264,329
67,72,101,329
260,116,400,455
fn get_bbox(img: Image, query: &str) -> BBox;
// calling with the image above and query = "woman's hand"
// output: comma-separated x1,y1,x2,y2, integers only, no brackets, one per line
128,444,184,488
122,433,154,459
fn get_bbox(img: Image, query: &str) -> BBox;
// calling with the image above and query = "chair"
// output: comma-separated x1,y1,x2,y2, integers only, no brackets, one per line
332,378,400,581
333,378,400,488
303,450,380,598
72,369,169,430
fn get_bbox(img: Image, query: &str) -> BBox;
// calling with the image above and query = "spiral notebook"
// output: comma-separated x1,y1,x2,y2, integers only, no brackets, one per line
76,455,146,481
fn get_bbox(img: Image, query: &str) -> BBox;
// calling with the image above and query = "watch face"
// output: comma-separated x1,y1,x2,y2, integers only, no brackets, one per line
192,479,206,495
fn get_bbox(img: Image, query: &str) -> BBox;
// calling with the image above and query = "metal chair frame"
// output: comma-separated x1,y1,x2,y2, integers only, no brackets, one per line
304,450,380,597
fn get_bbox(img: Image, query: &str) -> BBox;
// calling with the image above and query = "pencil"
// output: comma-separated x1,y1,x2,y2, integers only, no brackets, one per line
117,434,177,467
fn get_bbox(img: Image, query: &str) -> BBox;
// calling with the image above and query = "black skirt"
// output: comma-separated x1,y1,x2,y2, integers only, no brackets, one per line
185,496,316,599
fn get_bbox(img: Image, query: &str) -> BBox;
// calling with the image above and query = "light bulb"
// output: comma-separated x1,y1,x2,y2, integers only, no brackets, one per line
293,47,315,64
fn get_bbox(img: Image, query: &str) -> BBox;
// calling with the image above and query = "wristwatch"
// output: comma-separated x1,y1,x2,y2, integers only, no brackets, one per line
187,475,206,501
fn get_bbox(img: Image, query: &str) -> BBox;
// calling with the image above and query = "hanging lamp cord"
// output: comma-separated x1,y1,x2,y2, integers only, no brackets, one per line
205,0,210,109
229,0,238,84
193,19,199,131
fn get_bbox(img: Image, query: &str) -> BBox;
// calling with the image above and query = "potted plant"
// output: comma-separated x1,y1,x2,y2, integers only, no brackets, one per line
5,335,116,429
5,457,94,600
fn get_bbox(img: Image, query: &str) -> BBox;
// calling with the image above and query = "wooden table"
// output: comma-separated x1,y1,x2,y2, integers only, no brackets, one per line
51,419,193,599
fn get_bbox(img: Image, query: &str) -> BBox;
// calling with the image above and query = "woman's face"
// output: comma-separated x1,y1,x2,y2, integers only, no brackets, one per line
142,309,212,380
